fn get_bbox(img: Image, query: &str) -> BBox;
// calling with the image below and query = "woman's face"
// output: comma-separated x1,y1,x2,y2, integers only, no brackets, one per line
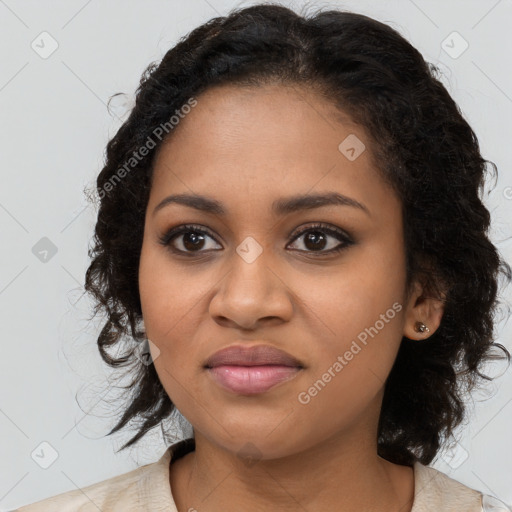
139,83,417,459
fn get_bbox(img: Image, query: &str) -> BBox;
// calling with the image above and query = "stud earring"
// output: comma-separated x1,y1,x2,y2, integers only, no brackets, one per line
414,321,430,334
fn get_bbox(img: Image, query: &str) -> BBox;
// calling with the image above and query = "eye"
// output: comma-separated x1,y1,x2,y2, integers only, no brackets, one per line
158,222,354,257
158,224,221,255
287,223,353,255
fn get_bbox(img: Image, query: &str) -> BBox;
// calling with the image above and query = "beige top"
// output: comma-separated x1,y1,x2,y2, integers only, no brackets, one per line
14,438,510,511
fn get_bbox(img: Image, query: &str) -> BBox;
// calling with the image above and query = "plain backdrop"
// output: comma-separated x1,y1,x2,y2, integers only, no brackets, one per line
1,0,511,509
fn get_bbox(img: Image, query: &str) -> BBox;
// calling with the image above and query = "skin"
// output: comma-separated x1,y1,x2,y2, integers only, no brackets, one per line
138,83,445,512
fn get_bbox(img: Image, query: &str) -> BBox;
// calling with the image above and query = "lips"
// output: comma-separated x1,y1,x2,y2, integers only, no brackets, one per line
204,344,304,395
204,344,304,369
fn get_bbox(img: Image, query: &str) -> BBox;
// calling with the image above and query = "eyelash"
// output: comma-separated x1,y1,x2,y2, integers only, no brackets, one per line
158,222,354,257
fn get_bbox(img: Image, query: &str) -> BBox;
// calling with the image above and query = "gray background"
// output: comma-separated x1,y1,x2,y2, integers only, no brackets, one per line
1,0,511,509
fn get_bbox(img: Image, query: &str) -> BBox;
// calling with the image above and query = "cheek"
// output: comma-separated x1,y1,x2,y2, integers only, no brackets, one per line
295,252,405,340
292,247,406,388
139,242,207,341
139,251,208,409
138,246,228,403
293,288,404,437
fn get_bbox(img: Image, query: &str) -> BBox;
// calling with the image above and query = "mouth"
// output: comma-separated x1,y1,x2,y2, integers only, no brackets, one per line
206,364,303,395
204,344,304,368
204,344,304,395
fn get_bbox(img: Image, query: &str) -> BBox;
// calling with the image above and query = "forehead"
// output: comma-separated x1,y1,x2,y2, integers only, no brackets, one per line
149,83,396,218
154,82,361,166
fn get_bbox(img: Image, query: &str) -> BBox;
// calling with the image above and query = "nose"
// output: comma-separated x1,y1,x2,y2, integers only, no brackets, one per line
208,244,294,331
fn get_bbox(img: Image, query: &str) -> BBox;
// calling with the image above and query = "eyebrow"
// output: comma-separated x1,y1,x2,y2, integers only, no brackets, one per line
152,191,371,218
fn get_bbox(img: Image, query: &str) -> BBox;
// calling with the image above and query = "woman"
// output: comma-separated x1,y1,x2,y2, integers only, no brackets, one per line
17,3,511,511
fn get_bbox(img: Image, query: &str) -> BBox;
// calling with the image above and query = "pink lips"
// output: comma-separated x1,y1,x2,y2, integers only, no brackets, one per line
204,344,303,395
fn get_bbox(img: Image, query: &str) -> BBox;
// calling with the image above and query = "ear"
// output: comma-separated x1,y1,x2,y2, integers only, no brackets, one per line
403,279,446,341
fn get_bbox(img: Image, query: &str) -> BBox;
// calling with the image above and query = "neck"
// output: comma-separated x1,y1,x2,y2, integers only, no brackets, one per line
170,428,415,512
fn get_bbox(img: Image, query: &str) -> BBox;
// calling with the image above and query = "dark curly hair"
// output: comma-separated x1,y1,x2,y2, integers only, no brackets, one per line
83,3,511,466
